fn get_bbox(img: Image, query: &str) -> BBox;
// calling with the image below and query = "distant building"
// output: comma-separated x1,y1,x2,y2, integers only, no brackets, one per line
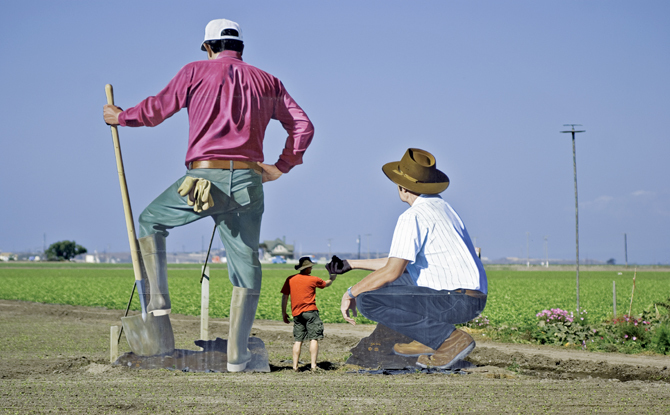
259,238,294,261
0,252,15,261
85,254,100,263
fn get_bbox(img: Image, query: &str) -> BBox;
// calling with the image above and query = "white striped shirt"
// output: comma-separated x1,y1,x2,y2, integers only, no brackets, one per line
388,195,487,293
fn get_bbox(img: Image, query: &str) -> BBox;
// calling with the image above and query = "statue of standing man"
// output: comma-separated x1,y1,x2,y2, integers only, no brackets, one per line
103,18,314,372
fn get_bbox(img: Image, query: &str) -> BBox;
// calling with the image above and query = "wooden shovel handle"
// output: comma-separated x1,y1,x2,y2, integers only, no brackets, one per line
105,84,143,282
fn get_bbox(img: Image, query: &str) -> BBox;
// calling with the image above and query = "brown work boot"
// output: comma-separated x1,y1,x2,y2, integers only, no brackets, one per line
392,340,436,357
416,329,475,369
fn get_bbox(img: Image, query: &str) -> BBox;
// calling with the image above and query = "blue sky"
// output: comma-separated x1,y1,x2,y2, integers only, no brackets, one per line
0,1,668,264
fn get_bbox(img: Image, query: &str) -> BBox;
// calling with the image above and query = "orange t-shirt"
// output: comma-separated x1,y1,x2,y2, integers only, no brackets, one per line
280,273,328,316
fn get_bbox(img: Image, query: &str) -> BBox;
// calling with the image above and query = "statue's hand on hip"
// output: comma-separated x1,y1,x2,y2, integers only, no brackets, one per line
258,162,283,183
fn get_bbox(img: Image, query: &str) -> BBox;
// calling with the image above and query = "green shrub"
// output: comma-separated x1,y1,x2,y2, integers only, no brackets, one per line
651,322,670,354
609,316,652,345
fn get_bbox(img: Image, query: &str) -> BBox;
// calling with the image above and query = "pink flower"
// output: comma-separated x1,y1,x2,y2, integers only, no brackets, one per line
624,335,628,338
633,337,637,341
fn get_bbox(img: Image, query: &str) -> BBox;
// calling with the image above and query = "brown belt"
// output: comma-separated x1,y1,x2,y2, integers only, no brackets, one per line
459,289,487,299
189,159,263,174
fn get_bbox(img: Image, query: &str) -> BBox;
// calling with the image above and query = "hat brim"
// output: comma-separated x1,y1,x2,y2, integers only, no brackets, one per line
382,162,450,195
201,37,243,51
295,263,316,271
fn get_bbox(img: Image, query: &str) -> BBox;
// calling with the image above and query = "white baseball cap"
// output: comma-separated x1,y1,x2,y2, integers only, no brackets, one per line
201,19,243,51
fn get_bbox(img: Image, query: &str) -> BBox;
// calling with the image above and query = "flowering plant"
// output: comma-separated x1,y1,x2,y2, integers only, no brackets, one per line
599,315,653,350
464,315,490,328
532,308,593,346
523,299,670,354
536,308,574,324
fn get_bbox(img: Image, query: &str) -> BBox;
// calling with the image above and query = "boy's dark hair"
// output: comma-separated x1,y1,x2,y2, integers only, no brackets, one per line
299,267,311,275
204,39,244,54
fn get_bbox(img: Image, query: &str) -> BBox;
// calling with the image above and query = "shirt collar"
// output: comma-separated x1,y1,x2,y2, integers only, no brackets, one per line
413,194,442,207
215,50,243,61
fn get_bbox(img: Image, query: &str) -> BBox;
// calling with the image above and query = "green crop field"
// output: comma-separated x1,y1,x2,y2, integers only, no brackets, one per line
0,263,668,327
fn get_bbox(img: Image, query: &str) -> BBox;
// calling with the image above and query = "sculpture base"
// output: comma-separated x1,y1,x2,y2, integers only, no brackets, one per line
114,337,270,373
346,324,474,371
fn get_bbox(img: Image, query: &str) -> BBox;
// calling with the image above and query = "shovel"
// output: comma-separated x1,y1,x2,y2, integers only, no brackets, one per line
121,313,175,356
106,84,174,356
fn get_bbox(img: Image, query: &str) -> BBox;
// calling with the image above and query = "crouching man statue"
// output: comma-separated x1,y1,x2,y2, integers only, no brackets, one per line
326,148,486,369
103,18,314,371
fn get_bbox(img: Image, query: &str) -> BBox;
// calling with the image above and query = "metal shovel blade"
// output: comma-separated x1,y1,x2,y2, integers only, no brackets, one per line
121,313,175,356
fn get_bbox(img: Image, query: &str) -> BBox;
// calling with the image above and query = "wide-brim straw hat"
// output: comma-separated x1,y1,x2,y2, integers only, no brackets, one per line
382,148,449,195
295,257,317,271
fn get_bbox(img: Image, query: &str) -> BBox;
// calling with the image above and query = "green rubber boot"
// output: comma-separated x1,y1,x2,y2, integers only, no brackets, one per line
227,287,260,372
138,234,171,316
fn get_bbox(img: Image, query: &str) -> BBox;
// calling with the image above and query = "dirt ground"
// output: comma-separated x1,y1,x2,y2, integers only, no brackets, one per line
1,299,669,414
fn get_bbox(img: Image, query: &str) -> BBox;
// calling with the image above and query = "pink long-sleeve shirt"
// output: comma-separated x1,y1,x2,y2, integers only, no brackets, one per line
118,51,314,173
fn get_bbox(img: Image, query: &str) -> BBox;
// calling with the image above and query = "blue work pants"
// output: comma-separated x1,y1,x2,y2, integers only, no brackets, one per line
357,284,486,350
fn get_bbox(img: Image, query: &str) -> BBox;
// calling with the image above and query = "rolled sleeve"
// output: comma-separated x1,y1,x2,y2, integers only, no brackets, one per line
273,84,314,173
388,213,421,263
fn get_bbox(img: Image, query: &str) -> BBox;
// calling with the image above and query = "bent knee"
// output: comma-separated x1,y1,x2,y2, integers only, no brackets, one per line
139,209,169,238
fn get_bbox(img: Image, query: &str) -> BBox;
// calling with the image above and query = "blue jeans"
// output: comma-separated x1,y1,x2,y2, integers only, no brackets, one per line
357,284,486,350
138,168,264,290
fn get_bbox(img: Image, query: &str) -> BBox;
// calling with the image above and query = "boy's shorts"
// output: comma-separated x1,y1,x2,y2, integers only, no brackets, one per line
293,310,324,342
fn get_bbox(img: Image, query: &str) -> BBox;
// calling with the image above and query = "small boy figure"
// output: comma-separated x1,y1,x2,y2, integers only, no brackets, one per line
281,256,335,371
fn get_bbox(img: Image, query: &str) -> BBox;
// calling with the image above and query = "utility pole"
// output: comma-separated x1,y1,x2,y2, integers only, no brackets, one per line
624,233,628,268
544,236,549,268
560,124,586,311
357,235,361,259
526,232,530,267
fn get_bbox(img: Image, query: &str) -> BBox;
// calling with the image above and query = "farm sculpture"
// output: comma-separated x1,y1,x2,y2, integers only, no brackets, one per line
326,148,488,370
103,18,314,372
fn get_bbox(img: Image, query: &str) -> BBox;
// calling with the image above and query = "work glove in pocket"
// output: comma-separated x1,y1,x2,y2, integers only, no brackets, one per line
177,176,214,212
192,179,214,213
